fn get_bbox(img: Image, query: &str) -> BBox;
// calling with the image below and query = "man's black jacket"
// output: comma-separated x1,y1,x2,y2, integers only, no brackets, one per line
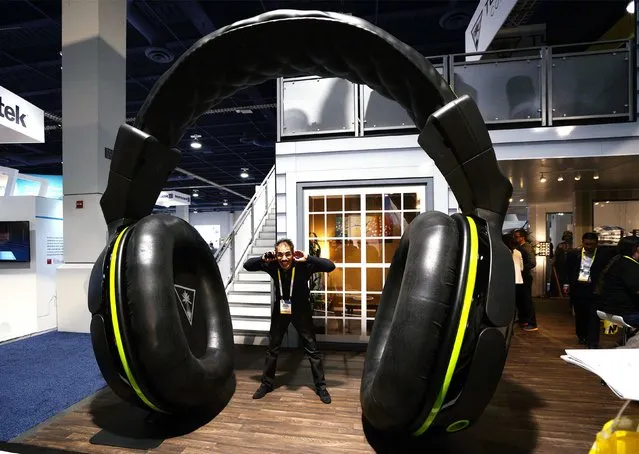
243,256,335,310
564,246,616,294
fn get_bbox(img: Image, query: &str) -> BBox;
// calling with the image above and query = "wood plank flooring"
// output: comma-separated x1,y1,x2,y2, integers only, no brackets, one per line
9,299,633,453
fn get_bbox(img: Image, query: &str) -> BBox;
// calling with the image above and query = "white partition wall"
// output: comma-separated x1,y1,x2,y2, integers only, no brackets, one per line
0,196,62,342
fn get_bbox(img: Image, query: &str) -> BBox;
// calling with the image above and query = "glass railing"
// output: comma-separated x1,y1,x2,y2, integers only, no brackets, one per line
277,39,634,138
215,165,276,287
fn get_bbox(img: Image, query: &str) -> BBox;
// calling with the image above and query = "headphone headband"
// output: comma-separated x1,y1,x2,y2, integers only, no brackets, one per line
102,9,512,228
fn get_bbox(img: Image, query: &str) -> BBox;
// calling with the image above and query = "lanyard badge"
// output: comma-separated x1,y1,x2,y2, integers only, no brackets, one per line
578,247,597,283
277,267,295,315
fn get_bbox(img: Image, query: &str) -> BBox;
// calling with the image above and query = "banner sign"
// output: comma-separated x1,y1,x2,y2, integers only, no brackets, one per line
0,85,45,144
156,190,191,207
465,0,520,61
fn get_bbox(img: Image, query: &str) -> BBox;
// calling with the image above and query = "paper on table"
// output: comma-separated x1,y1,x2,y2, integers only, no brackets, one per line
560,348,639,401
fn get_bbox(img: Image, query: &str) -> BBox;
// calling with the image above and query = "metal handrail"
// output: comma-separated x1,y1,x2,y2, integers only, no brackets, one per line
215,165,275,260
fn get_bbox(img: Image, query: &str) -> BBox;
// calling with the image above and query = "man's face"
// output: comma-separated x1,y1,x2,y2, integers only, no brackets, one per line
276,243,293,270
583,238,598,254
513,232,524,245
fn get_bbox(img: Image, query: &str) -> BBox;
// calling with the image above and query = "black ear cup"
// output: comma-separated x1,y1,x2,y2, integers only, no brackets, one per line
361,212,490,436
88,214,235,414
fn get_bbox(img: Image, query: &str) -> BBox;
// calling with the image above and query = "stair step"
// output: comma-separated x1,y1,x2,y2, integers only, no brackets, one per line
262,225,276,233
255,238,274,247
233,281,271,293
237,271,270,282
252,245,275,255
228,292,272,304
231,318,272,332
229,304,272,318
234,332,269,346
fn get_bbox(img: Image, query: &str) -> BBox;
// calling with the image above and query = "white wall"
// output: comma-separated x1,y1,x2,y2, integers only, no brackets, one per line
275,142,453,246
189,211,237,243
0,196,62,342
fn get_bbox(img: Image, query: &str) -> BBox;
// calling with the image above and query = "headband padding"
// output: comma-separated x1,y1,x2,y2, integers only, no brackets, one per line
134,9,455,147
361,211,461,432
121,214,235,411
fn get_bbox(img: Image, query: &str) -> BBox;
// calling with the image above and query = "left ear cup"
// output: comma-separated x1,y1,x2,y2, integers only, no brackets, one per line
360,211,463,433
115,214,235,413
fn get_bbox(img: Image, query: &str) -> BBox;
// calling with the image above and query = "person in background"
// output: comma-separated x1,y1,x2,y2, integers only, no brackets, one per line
503,234,525,324
308,232,323,310
243,238,336,404
565,232,615,348
513,229,538,331
552,231,573,297
594,236,639,343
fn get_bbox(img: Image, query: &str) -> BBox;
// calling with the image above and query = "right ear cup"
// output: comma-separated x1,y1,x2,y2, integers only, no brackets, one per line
360,211,464,433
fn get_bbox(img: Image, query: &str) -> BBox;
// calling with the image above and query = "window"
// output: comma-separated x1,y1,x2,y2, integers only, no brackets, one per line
304,185,428,341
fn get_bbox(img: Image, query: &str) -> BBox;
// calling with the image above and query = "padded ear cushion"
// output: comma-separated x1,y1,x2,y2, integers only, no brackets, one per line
361,211,461,433
117,214,235,413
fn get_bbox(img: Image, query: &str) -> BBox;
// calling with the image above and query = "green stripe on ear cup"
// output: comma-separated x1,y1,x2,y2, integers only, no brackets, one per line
109,227,166,414
413,216,479,436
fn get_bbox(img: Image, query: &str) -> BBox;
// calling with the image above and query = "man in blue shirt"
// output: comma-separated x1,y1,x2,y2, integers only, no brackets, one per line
243,238,336,404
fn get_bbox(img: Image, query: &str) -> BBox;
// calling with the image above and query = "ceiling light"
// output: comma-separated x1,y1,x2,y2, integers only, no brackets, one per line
627,0,635,14
540,173,547,183
192,192,198,197
557,175,564,182
519,198,524,202
593,171,599,180
223,200,228,206
240,168,249,179
194,210,198,213
509,198,513,203
190,134,202,149
574,174,581,181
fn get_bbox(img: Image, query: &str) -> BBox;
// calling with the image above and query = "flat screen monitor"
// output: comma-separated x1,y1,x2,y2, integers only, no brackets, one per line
0,221,31,262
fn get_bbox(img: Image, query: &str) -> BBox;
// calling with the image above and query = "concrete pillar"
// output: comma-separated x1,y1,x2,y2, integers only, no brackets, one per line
56,0,126,333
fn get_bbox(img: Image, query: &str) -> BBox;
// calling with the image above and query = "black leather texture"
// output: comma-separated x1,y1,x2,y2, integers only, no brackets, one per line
121,214,235,411
134,9,455,147
360,211,460,432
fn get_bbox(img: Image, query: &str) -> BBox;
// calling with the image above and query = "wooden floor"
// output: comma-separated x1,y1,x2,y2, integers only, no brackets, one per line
8,299,633,454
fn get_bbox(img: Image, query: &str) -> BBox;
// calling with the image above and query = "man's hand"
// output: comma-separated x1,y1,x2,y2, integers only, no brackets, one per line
293,250,308,262
262,251,276,262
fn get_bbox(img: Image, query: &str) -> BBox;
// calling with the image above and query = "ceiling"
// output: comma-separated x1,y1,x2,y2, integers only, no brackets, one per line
0,0,631,212
499,154,639,205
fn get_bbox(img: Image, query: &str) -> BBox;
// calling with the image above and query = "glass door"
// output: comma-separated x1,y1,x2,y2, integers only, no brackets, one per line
304,185,428,342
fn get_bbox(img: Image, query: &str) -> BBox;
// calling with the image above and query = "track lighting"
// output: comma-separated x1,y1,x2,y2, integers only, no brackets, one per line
539,173,547,183
557,175,564,182
593,171,599,180
574,174,581,181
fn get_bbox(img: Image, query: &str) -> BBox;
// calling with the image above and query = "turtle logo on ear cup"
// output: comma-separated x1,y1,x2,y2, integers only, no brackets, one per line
175,284,196,325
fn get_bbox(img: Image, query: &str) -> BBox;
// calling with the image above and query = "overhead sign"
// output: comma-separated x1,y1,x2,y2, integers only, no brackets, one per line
0,85,45,144
155,190,191,207
465,0,520,61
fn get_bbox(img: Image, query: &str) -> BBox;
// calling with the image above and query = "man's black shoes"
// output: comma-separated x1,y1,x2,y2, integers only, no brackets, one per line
252,384,272,399
317,387,331,404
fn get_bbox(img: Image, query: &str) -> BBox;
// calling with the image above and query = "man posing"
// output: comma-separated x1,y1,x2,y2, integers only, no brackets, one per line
243,238,336,404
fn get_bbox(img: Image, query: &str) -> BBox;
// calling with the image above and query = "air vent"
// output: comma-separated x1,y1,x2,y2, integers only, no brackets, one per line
439,10,471,31
144,47,174,64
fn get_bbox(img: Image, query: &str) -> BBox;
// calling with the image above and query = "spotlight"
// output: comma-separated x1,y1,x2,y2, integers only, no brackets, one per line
593,171,599,180
574,174,581,181
223,200,228,206
557,175,564,182
240,168,249,179
190,134,202,149
627,0,635,14
540,173,547,183
519,198,524,202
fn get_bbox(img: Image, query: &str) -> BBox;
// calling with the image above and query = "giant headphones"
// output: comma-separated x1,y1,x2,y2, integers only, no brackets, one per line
88,9,515,438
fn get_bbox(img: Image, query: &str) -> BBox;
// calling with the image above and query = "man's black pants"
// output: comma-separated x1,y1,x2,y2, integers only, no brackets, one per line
571,288,601,347
261,308,326,390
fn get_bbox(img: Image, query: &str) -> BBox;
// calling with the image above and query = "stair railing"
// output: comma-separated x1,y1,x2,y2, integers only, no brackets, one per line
215,165,276,288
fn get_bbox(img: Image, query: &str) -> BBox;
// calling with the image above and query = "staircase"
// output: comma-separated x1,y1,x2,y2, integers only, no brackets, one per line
215,165,276,345
227,210,276,345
